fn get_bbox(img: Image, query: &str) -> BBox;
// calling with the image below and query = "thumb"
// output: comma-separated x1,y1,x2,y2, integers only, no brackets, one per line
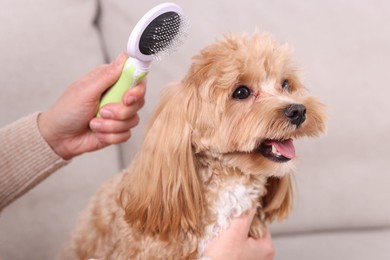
83,52,128,99
227,208,257,237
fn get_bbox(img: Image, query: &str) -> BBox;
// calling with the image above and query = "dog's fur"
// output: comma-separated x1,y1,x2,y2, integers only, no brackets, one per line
60,32,326,259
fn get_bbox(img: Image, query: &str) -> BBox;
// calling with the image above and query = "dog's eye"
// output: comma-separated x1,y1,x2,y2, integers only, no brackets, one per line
232,86,251,99
282,79,290,91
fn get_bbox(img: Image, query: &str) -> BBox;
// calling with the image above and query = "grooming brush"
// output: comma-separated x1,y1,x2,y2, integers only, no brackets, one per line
97,2,186,116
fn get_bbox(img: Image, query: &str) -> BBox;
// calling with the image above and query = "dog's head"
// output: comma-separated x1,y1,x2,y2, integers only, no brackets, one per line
122,32,326,238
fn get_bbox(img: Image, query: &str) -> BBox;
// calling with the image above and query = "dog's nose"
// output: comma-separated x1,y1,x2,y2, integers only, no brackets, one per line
284,104,306,127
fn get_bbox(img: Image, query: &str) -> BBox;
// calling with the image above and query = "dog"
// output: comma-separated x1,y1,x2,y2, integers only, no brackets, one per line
60,31,326,259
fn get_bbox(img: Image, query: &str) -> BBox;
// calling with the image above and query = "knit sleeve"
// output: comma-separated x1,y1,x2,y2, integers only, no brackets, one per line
0,113,68,211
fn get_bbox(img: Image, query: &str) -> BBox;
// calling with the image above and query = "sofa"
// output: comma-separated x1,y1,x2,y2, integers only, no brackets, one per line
1,0,389,259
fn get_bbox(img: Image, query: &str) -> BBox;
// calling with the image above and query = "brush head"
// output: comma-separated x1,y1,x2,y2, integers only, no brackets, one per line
127,3,186,64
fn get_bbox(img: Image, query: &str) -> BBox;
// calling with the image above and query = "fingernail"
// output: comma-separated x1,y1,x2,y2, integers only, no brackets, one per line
99,108,113,118
125,95,137,106
90,120,101,130
114,52,127,67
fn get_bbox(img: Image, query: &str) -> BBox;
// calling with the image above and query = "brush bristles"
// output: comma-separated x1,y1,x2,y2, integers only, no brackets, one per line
140,12,188,60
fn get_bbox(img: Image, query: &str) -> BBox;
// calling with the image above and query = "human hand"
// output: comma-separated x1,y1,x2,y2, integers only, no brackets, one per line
203,209,275,260
38,52,146,160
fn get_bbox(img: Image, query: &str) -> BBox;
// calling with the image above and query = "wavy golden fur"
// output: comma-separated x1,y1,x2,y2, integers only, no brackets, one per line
60,32,326,259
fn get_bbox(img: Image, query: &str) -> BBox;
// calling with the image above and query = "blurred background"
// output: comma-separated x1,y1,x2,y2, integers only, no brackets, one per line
1,0,389,259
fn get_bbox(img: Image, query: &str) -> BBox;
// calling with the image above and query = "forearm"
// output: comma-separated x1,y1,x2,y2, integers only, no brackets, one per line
0,113,68,211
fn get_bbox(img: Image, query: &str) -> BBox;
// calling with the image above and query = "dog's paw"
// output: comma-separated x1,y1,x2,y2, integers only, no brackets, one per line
248,216,266,239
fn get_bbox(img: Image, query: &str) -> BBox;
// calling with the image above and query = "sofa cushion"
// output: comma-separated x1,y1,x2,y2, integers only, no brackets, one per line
0,1,119,259
0,0,104,125
273,228,390,260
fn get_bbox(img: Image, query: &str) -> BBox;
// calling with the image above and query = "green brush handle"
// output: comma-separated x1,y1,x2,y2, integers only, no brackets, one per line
97,57,148,117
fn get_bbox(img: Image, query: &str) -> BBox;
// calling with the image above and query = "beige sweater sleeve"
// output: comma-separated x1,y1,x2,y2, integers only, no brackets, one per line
0,113,68,211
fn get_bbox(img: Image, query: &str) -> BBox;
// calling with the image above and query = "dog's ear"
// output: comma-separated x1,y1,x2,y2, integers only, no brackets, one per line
120,82,203,239
262,175,293,221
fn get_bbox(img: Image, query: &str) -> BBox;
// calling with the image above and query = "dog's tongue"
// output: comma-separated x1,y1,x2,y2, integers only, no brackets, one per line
265,139,295,159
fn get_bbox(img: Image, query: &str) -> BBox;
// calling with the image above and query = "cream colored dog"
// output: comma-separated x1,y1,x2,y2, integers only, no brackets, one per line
60,32,326,259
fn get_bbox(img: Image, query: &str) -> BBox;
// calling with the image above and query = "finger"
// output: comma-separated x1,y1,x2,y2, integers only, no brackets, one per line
77,52,128,98
228,208,257,236
246,230,275,260
99,98,145,120
96,52,128,93
123,79,147,106
95,131,132,145
90,115,140,133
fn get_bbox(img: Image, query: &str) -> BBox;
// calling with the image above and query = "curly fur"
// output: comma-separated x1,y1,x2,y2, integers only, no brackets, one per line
59,32,326,260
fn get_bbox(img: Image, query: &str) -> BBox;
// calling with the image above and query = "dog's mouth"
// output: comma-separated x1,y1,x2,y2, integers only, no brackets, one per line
257,139,295,163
